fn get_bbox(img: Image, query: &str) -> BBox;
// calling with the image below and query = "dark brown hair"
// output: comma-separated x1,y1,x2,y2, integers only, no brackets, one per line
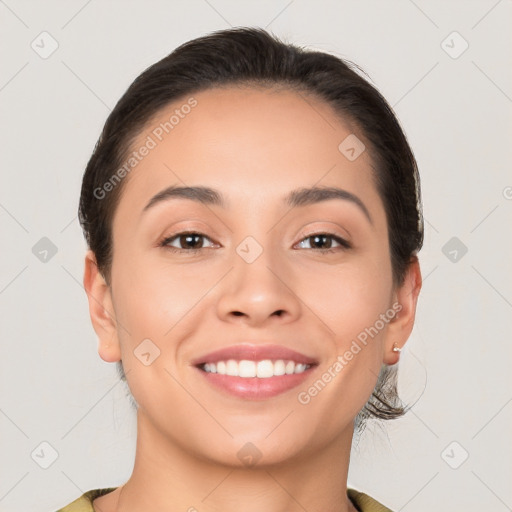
78,27,423,428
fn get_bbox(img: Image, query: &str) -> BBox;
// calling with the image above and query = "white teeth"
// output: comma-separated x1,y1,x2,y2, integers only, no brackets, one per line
226,359,238,376
273,360,286,376
256,360,274,378
294,363,306,374
239,360,256,378
202,359,311,377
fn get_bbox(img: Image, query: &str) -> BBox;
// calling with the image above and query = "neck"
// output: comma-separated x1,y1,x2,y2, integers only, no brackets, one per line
116,409,357,512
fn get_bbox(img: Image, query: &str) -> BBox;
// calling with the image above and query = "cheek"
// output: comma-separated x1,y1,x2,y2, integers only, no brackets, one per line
296,256,393,344
294,265,391,429
110,258,210,405
302,258,392,415
111,250,222,345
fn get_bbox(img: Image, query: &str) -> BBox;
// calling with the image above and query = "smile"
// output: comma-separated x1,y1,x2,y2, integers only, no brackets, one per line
200,359,311,378
192,343,318,399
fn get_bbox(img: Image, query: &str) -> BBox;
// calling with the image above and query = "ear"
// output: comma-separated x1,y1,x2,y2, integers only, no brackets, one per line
382,256,422,365
83,250,121,363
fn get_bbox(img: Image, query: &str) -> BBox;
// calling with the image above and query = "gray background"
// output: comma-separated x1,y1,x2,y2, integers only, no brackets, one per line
1,1,511,511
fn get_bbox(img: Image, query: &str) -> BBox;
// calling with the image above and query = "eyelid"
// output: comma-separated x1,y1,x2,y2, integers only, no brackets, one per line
159,230,351,255
158,220,353,252
295,230,352,250
297,217,351,236
157,219,219,244
159,230,218,250
296,222,352,244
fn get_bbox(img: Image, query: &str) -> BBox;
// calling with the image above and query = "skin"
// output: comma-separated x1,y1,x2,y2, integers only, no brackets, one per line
84,86,421,512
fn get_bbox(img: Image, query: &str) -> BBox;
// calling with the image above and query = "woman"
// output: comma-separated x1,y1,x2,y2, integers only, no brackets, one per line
57,27,423,512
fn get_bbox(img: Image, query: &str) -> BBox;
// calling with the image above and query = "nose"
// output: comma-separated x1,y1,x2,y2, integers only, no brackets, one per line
215,247,302,327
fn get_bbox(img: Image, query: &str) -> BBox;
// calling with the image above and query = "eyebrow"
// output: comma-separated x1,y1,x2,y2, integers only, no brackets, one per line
142,185,373,224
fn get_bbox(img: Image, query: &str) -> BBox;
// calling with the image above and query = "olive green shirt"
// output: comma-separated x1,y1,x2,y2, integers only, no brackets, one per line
56,487,393,511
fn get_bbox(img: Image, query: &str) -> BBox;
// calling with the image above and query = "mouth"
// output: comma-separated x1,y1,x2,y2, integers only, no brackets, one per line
192,344,318,400
199,359,312,377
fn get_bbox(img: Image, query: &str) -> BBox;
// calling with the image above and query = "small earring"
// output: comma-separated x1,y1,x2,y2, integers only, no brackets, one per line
392,343,402,353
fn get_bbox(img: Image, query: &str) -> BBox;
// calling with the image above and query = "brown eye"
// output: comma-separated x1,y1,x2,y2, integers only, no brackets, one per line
297,233,351,251
160,232,216,252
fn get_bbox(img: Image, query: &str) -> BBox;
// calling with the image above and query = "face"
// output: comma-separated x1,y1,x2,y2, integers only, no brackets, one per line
87,86,419,467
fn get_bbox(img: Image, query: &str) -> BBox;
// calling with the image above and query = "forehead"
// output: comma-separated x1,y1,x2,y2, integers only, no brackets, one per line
113,86,385,227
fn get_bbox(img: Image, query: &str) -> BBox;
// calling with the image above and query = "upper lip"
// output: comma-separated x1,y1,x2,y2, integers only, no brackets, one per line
191,344,319,366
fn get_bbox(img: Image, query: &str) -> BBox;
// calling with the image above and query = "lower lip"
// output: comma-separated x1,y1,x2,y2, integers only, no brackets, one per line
196,366,316,400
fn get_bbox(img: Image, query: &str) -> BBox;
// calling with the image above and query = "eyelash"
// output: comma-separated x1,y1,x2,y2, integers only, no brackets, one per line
158,231,352,254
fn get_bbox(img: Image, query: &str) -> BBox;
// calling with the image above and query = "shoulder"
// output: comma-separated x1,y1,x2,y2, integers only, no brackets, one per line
55,488,118,512
347,487,394,512
55,486,390,512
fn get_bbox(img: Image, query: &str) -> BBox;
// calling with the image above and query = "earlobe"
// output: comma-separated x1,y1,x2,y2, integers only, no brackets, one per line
382,256,422,365
83,250,122,363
